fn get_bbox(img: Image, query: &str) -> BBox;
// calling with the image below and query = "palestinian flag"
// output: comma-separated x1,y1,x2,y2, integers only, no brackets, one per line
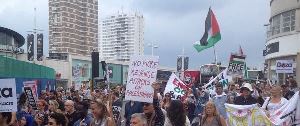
194,8,221,52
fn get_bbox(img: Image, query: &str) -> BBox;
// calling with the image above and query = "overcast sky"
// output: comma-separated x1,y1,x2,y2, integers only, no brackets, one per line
0,0,270,70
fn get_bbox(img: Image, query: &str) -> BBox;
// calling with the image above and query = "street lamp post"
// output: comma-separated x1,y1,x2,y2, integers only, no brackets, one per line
148,42,158,56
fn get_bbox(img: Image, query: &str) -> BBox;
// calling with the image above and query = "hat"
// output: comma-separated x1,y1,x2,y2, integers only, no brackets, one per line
240,83,253,92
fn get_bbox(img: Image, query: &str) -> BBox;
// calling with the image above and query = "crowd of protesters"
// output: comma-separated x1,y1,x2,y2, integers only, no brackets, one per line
0,76,299,126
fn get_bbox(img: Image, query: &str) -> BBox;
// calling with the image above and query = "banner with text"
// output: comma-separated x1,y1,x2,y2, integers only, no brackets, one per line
226,104,271,126
276,60,294,73
164,73,189,100
125,55,159,103
204,68,231,91
0,79,17,112
226,91,300,126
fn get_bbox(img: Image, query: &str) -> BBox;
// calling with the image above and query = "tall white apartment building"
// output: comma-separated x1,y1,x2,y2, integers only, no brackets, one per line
99,12,144,61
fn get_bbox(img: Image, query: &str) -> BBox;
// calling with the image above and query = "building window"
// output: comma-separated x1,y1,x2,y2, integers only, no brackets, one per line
270,9,296,36
282,10,296,32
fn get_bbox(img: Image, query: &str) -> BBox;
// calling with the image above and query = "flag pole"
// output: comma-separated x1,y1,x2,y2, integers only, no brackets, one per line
213,45,217,64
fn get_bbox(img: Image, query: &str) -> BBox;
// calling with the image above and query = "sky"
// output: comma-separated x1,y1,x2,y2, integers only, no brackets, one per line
0,0,270,70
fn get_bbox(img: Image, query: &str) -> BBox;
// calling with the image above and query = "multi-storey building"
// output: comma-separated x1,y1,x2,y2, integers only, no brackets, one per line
264,0,300,83
99,12,144,61
49,0,98,56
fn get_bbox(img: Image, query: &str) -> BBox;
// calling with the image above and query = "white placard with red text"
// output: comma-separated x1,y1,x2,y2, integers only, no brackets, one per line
125,55,159,103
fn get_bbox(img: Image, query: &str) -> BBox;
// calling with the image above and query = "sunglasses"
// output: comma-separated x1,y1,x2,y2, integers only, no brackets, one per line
143,103,151,106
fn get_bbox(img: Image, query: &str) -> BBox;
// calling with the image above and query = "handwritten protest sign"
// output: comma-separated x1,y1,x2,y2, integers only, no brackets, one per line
24,87,37,110
0,79,17,112
164,73,189,100
125,55,159,103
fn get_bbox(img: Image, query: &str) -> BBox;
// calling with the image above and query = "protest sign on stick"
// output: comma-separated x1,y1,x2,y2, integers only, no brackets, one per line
0,79,17,112
125,55,159,103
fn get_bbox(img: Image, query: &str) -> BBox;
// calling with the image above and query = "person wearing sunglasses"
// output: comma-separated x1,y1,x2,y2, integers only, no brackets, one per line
48,112,67,126
161,93,171,110
142,82,165,126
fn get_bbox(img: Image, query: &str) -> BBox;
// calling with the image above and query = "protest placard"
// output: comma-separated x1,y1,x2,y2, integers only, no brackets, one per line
23,81,38,98
183,71,200,87
24,87,37,110
0,79,17,112
164,73,189,100
125,55,159,103
227,54,246,77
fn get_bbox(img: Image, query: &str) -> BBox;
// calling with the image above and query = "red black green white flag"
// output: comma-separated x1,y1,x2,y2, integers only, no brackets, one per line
194,8,221,52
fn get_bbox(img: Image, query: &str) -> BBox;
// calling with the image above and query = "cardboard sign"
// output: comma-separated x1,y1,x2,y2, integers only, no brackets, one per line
0,79,17,112
276,60,293,73
24,87,37,110
125,55,159,103
164,73,188,100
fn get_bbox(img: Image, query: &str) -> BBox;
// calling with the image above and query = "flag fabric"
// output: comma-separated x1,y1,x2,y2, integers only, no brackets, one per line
194,8,221,52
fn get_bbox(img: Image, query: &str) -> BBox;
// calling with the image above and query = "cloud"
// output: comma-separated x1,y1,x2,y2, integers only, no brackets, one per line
130,0,228,18
0,0,270,70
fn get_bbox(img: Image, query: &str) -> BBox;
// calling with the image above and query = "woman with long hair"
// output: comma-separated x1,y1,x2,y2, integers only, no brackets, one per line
49,100,62,114
192,101,226,126
262,85,288,117
89,100,114,126
161,93,172,110
164,100,190,126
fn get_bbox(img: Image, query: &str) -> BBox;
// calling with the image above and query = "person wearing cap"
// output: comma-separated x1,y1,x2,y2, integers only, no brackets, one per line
233,83,257,105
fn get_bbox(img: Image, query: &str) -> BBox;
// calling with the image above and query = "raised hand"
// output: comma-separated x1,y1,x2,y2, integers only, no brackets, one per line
151,82,160,91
